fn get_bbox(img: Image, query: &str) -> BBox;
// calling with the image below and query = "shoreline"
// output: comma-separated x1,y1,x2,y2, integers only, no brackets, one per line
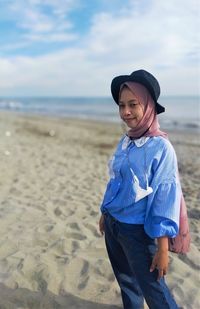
1,109,200,134
0,111,199,309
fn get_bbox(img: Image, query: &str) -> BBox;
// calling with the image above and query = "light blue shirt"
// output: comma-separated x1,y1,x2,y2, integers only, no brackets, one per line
100,135,181,238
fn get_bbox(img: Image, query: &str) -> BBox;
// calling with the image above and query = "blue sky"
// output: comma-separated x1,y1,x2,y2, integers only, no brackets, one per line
0,0,199,96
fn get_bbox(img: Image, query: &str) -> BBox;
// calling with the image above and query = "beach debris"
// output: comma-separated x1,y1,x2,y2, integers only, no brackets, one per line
48,129,56,137
5,131,11,137
4,150,10,156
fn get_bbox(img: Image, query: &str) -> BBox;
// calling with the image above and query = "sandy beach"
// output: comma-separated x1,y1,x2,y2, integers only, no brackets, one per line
0,111,199,309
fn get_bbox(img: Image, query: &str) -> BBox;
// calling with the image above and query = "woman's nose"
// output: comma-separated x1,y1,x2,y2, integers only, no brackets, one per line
124,107,131,115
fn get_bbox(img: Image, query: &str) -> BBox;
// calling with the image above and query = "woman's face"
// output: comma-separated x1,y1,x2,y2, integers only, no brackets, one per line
119,87,144,129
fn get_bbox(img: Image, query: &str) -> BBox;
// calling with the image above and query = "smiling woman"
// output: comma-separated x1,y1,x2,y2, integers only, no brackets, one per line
99,69,190,309
118,86,145,129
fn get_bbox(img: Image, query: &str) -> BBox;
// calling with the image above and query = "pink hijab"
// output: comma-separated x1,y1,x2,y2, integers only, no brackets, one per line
119,81,190,254
119,81,167,139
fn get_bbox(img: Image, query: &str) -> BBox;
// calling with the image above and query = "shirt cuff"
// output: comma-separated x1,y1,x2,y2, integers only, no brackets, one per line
145,216,179,238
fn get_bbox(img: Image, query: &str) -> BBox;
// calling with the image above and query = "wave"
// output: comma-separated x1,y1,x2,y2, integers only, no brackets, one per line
0,100,23,110
160,119,200,132
0,97,199,132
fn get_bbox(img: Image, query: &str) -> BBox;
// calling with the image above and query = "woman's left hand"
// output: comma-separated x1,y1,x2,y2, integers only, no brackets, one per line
99,214,105,236
150,250,169,280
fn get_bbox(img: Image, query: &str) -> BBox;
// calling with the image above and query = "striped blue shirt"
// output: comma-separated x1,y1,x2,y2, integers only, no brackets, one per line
100,135,181,238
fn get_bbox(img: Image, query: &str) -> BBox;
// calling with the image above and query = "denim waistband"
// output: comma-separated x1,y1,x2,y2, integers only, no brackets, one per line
104,212,144,229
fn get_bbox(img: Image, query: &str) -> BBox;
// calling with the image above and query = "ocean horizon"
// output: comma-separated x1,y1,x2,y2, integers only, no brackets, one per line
0,95,199,132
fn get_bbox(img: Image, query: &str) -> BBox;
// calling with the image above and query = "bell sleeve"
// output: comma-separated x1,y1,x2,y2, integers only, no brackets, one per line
144,139,182,239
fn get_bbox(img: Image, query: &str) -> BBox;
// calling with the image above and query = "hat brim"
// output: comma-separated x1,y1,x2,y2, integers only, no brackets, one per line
111,74,165,114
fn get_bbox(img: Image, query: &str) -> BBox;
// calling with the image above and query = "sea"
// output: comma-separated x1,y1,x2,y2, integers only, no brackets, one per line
0,96,199,132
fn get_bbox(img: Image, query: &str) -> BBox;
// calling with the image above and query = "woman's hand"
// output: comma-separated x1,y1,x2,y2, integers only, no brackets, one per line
99,214,105,236
150,250,169,280
150,236,169,280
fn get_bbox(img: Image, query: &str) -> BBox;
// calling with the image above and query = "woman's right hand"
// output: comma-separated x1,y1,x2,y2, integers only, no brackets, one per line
99,214,105,236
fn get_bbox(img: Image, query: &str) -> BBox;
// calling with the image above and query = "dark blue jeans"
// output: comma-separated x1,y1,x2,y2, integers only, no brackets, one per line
104,213,179,309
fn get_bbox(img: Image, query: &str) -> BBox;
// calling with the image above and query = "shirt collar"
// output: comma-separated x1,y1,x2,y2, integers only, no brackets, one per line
122,135,150,150
133,136,150,147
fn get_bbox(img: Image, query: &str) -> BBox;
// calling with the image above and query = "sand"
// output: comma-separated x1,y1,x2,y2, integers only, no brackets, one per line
0,111,199,309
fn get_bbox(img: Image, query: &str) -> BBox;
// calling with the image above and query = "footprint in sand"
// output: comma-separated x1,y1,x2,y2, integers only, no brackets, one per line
44,224,54,232
32,239,48,248
54,207,62,216
68,222,80,230
78,260,90,290
61,238,80,255
171,285,185,299
83,222,101,238
95,259,115,282
65,232,87,241
55,255,69,265
71,240,80,253
78,276,89,290
17,258,24,271
34,224,54,234
32,269,48,294
9,187,22,196
80,260,89,276
90,210,99,217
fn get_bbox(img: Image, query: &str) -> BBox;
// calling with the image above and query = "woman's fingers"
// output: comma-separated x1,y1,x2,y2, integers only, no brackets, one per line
150,252,168,280
157,268,167,280
99,215,105,235
99,225,104,235
150,256,157,272
157,269,164,280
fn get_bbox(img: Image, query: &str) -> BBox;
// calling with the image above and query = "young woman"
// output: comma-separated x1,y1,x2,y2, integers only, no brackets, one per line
99,69,183,309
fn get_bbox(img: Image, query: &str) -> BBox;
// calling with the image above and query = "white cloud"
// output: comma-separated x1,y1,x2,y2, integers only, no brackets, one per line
0,0,199,96
5,0,78,43
24,32,77,43
41,0,80,17
86,0,199,66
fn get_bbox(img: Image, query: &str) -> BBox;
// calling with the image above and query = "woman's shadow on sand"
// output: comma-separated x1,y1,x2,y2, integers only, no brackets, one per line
0,283,121,309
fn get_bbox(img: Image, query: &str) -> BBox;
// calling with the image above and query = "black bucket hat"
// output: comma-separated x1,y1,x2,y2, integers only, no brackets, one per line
111,69,165,114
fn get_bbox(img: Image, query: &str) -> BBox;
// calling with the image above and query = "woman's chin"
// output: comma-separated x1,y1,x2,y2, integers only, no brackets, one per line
125,121,137,129
120,121,136,131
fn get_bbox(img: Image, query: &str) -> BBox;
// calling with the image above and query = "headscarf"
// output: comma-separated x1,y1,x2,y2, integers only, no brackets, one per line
119,81,190,253
119,81,167,139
